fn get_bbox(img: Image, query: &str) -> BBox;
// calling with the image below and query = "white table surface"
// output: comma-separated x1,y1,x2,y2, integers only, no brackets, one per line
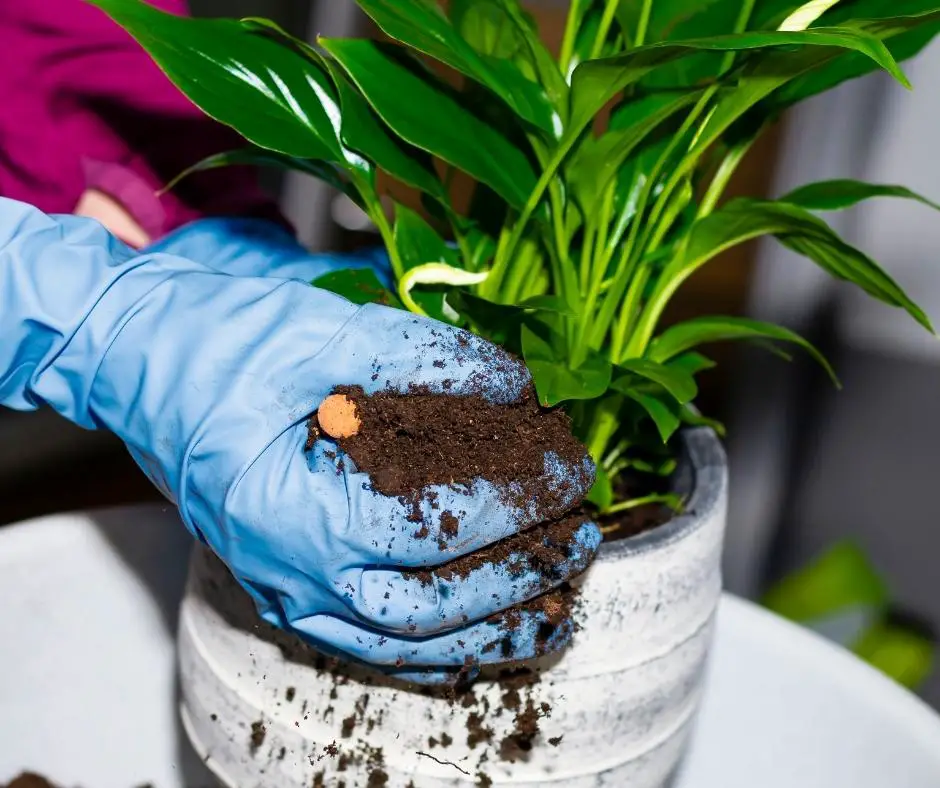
2,506,940,788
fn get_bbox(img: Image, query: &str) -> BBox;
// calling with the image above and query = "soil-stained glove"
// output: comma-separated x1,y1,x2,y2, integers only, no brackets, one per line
0,201,601,683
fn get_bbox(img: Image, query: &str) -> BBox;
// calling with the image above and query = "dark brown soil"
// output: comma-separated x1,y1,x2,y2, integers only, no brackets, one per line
405,514,589,586
598,471,674,541
2,776,59,788
312,385,591,525
249,719,266,753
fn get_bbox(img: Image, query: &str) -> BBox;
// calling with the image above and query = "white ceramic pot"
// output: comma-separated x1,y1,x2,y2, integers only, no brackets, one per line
178,427,727,787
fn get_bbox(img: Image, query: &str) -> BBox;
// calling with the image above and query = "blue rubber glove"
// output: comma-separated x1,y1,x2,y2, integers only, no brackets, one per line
0,200,600,683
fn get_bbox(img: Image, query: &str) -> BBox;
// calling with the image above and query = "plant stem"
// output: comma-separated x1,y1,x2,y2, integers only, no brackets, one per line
365,195,403,280
495,137,577,276
604,492,683,516
590,0,621,59
588,90,715,351
634,0,653,48
585,394,623,466
697,134,758,218
559,0,583,77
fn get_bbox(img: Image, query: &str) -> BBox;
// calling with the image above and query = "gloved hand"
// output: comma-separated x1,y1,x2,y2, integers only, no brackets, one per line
0,201,601,683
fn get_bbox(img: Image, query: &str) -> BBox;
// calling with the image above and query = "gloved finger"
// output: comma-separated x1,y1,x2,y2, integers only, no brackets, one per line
255,600,477,687
144,217,392,284
376,664,481,687
335,447,595,567
322,303,530,404
288,589,575,668
341,518,600,634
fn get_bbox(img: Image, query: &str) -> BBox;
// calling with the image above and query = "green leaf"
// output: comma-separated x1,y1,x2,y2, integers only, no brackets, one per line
782,179,940,213
491,0,568,108
518,295,578,315
620,387,682,442
569,90,703,215
393,204,459,271
616,358,698,403
87,0,345,159
312,268,402,308
159,147,357,203
321,39,537,209
569,26,908,134
667,352,717,375
521,323,612,406
640,198,933,351
854,622,935,691
762,541,889,623
351,0,556,134
451,0,524,58
326,65,447,202
649,315,839,384
770,10,940,108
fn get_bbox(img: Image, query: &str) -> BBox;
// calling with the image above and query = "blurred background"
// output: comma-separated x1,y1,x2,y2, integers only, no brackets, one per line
2,1,939,704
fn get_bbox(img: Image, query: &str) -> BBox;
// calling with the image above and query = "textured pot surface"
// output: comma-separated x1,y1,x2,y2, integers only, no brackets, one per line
178,428,727,787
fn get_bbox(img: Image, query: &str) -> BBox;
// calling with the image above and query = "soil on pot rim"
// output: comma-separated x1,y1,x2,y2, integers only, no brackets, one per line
1,776,60,788
598,471,675,541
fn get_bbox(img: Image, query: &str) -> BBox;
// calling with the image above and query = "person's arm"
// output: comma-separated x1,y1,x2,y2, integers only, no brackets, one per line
0,0,285,245
0,197,599,681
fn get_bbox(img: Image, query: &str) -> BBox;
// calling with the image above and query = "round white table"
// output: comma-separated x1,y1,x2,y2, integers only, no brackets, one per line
2,506,940,788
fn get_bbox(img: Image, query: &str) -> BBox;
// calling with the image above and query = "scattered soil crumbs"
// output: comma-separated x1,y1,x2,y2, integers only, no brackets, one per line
1,775,59,788
310,385,591,525
406,514,589,586
249,719,266,753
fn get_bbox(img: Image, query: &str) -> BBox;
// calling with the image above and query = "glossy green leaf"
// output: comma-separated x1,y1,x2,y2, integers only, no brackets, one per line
616,358,698,402
518,295,578,315
159,147,357,203
393,204,459,271
312,268,402,308
326,64,447,202
451,0,523,58
641,198,932,350
521,323,612,406
569,26,907,134
667,352,717,375
88,0,345,159
569,91,703,215
491,0,568,108
854,622,935,690
762,541,889,623
649,315,839,384
322,39,537,209
782,179,940,212
620,387,682,442
351,0,556,134
771,10,940,108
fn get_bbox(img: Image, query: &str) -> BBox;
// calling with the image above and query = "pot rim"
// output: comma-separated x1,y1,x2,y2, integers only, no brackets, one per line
595,427,727,563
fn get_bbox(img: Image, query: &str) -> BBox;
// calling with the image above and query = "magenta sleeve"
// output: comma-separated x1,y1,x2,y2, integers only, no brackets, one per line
0,0,290,243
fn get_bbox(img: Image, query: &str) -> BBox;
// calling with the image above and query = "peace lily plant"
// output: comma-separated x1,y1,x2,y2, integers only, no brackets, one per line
92,0,940,519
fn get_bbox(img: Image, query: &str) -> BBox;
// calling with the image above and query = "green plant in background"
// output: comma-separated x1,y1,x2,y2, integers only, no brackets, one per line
90,0,940,515
764,542,934,690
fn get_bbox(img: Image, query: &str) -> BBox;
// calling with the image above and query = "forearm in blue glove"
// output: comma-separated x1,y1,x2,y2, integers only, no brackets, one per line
0,200,600,682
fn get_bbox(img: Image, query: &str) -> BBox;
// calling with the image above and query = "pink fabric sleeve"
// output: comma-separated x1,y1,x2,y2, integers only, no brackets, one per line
0,0,291,242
